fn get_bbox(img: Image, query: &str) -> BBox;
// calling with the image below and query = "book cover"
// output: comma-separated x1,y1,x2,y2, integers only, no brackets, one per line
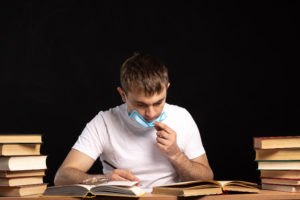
0,155,47,171
257,160,300,170
260,170,300,179
0,183,47,197
0,143,41,156
254,136,300,149
0,134,42,144
255,148,300,161
0,176,44,186
261,177,300,186
261,183,300,193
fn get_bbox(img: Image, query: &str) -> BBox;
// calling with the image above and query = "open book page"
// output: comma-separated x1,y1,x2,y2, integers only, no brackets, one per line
95,181,139,186
76,180,139,189
151,180,223,197
218,180,258,187
154,180,220,187
218,181,260,193
89,181,145,197
43,181,145,197
151,180,259,196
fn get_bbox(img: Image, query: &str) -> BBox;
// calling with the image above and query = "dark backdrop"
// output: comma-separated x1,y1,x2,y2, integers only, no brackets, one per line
1,1,299,186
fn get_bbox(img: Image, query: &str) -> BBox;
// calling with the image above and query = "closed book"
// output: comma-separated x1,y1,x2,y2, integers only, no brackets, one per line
255,148,300,161
0,143,41,156
0,155,47,171
0,134,42,144
0,169,46,178
260,170,300,179
0,176,44,186
254,136,300,149
0,183,47,197
257,160,300,170
261,178,300,186
261,183,300,192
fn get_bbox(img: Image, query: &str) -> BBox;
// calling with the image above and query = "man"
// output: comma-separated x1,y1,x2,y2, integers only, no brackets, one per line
54,53,213,190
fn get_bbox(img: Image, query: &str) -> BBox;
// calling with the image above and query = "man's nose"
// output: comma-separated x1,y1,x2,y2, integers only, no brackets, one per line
145,106,156,119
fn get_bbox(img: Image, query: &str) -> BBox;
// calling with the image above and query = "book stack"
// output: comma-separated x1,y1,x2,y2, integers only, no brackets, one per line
0,134,47,196
254,136,300,192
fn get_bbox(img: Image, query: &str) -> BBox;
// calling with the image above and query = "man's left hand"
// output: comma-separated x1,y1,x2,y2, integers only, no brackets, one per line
154,121,181,160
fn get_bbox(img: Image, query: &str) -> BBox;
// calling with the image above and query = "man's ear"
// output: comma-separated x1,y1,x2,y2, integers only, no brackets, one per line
117,87,126,103
167,82,170,88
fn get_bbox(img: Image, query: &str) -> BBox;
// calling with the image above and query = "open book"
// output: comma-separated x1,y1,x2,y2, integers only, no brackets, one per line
152,180,260,197
43,181,146,197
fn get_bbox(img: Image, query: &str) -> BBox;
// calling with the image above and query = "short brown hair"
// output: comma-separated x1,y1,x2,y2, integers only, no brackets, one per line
120,53,169,96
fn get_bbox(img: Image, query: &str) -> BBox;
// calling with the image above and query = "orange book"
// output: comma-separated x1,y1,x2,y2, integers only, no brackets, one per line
0,184,47,197
254,136,300,149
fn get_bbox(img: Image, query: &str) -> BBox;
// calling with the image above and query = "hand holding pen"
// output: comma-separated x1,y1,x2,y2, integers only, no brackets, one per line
82,160,140,185
82,176,109,185
104,160,140,183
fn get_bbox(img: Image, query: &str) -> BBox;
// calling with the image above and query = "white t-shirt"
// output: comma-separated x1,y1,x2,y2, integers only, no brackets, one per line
73,103,205,190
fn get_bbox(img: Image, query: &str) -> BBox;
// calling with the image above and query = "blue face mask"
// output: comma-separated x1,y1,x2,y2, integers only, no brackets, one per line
128,110,167,128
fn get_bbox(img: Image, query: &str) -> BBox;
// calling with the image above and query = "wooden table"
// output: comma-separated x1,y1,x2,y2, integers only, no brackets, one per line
0,190,300,200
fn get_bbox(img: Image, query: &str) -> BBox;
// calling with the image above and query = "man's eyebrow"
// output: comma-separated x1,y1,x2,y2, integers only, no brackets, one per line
154,97,165,104
135,97,165,105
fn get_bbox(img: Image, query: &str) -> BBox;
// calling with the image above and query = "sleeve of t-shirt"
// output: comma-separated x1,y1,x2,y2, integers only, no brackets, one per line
72,112,106,160
181,109,205,159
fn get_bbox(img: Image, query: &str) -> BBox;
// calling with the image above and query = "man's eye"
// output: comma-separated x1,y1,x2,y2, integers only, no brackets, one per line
154,102,162,106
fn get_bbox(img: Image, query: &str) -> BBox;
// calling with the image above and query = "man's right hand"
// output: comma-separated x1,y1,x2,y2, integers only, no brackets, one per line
106,169,140,183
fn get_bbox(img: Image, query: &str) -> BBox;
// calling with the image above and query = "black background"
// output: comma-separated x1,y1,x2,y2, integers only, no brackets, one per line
1,1,299,186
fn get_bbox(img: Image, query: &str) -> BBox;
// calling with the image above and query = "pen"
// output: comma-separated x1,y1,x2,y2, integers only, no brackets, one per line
103,160,117,169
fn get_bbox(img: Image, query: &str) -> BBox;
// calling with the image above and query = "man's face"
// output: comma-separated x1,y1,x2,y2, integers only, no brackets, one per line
118,87,167,122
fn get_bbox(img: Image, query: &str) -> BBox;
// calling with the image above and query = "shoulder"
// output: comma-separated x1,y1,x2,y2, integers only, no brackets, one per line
164,103,196,130
164,103,191,117
95,104,125,119
164,103,199,131
86,104,125,128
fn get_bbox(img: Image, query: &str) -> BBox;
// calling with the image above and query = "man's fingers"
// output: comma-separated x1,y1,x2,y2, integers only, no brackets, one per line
156,136,169,145
110,174,129,181
154,122,174,134
156,130,171,139
113,169,140,182
154,124,162,131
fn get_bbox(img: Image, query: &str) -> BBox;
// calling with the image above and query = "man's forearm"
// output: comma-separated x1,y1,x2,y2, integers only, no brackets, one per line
54,167,103,186
169,152,214,181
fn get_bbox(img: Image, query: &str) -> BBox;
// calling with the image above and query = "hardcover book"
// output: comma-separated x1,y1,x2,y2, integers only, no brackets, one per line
0,183,47,196
257,160,300,170
0,143,41,156
254,136,300,149
43,181,146,197
255,148,300,161
261,177,300,186
261,183,300,192
0,155,47,171
0,176,44,186
260,170,300,179
0,134,42,144
151,180,259,197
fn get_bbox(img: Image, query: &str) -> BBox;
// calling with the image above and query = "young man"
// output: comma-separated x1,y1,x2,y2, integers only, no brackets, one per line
54,53,213,190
